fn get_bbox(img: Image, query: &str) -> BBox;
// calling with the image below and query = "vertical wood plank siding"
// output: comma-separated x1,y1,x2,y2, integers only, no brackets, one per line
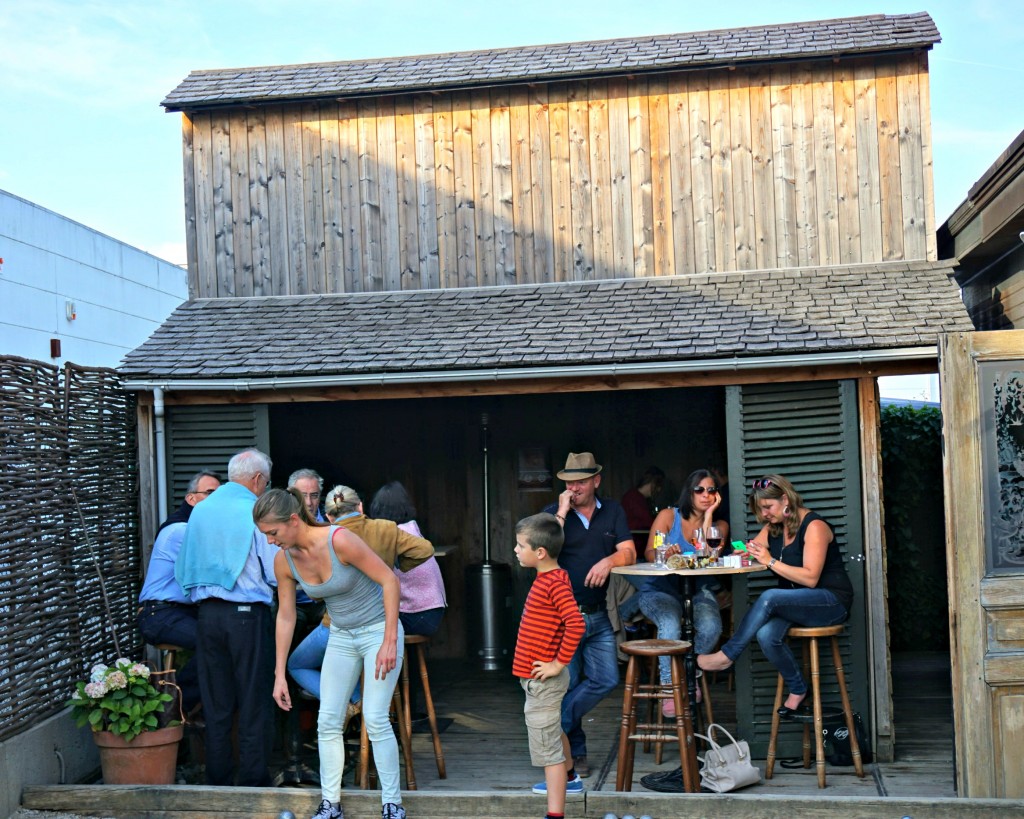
183,55,935,297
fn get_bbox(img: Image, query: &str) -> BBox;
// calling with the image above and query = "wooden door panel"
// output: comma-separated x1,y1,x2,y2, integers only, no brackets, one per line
939,329,1024,798
994,689,1024,796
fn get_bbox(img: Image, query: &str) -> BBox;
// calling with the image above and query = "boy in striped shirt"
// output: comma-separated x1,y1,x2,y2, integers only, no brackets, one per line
513,513,587,819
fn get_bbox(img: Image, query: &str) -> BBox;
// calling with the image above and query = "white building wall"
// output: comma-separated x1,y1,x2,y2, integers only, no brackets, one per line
0,189,187,368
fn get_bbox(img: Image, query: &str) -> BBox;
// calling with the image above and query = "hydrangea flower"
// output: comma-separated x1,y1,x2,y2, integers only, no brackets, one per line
106,670,128,690
68,656,176,741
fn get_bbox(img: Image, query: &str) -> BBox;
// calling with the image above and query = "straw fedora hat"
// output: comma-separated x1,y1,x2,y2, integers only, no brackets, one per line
557,452,602,480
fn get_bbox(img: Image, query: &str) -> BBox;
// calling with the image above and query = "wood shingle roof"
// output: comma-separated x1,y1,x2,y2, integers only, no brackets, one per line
120,261,969,383
162,12,939,111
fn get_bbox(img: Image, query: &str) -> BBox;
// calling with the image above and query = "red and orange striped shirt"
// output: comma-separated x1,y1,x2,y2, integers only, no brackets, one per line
513,567,586,679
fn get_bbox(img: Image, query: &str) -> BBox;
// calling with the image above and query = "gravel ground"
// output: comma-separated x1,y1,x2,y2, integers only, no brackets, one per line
9,811,113,819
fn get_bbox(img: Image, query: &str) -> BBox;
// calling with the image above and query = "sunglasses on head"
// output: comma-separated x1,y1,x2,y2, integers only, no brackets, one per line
751,478,776,490
693,486,718,495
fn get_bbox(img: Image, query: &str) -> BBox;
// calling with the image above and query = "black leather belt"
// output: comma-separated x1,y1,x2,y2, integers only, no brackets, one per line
199,598,269,609
578,603,604,615
139,600,194,611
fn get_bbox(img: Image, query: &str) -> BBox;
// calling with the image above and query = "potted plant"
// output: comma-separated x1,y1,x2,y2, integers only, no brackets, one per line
68,657,183,784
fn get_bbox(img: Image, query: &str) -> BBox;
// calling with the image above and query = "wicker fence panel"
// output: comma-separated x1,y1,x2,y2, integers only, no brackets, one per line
0,356,140,743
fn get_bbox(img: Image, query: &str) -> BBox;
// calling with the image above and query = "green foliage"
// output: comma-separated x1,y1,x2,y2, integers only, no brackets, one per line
67,658,174,742
880,404,949,651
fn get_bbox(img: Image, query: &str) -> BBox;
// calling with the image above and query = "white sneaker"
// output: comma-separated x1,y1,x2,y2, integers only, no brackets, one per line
312,799,343,819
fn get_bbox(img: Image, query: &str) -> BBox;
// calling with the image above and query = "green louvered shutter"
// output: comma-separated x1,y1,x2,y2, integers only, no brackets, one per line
725,380,868,759
164,404,270,509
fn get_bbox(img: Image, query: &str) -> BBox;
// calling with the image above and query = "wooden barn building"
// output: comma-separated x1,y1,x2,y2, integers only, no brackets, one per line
122,12,973,768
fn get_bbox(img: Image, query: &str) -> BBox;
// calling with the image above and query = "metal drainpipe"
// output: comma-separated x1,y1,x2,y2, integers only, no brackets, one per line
154,387,168,523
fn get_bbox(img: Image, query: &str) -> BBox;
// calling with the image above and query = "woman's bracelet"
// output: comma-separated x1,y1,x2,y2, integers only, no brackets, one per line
768,558,777,570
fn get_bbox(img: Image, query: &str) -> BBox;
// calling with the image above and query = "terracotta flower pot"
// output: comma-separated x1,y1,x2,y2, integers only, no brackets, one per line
93,724,184,784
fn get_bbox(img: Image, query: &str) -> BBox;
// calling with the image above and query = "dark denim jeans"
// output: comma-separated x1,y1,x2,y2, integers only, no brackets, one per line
561,609,618,758
137,603,200,712
618,587,722,684
721,587,848,695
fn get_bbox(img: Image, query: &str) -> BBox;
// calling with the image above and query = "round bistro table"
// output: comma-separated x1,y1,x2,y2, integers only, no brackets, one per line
612,561,765,729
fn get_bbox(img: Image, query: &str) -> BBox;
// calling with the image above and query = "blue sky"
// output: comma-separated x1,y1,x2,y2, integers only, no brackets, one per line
2,1,1022,266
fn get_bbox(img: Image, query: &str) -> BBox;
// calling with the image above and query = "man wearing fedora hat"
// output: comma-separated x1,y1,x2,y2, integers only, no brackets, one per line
540,451,634,781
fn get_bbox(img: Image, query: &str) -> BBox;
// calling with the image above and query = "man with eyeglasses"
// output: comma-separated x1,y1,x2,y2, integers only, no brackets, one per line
288,468,325,521
175,448,280,787
282,469,328,645
138,469,221,714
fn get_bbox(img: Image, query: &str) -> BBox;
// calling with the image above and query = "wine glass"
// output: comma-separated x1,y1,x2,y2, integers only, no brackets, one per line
705,525,723,559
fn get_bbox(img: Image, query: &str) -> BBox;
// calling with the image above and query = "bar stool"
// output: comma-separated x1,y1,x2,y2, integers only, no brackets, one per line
616,638,700,792
765,625,865,788
153,643,206,765
401,634,446,779
154,643,183,672
636,618,713,763
358,668,417,789
649,665,712,763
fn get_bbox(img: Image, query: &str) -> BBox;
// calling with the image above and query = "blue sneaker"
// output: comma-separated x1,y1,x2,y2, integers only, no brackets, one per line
532,773,583,794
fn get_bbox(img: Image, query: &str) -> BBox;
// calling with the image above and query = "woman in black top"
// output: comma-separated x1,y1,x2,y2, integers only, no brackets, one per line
697,474,853,716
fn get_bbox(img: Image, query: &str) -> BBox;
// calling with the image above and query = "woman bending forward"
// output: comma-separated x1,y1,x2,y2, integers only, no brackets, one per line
255,487,407,819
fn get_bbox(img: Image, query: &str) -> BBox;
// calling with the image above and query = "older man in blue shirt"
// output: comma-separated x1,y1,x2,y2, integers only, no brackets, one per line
176,448,279,787
138,469,221,713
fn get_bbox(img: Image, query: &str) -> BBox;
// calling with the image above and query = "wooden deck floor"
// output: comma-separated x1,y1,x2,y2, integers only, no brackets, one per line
18,651,982,818
394,649,955,798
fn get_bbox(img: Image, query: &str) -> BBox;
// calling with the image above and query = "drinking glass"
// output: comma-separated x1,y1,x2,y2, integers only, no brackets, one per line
705,525,723,558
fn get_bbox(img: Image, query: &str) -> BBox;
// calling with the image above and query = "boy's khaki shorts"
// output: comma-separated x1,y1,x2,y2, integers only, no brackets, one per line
521,668,570,767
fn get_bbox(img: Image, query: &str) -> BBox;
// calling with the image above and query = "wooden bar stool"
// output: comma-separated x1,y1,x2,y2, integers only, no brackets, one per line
649,665,712,763
765,625,865,788
357,666,417,790
401,634,446,779
616,638,700,792
636,617,713,764
154,643,183,672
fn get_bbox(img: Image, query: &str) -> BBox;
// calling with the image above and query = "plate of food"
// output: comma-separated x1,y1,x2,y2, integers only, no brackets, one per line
666,553,719,570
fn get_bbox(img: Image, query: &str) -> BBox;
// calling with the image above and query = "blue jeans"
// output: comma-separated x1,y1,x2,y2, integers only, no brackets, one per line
287,622,329,699
619,587,722,684
721,587,848,696
400,607,444,636
561,609,618,758
318,619,404,805
138,603,200,712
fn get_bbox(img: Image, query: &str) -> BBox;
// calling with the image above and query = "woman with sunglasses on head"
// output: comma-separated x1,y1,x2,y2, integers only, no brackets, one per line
697,474,854,718
619,469,727,715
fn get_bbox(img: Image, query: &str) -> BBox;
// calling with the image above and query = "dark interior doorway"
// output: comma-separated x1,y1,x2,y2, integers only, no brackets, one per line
267,385,728,658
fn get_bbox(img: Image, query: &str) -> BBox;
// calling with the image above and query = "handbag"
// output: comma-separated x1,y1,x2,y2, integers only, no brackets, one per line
823,712,873,766
695,723,762,793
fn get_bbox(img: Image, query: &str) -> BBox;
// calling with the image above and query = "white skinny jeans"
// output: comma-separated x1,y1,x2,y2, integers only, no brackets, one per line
319,619,404,805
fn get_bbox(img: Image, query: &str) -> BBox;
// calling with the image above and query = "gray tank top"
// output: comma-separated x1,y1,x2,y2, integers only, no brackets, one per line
283,525,384,628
